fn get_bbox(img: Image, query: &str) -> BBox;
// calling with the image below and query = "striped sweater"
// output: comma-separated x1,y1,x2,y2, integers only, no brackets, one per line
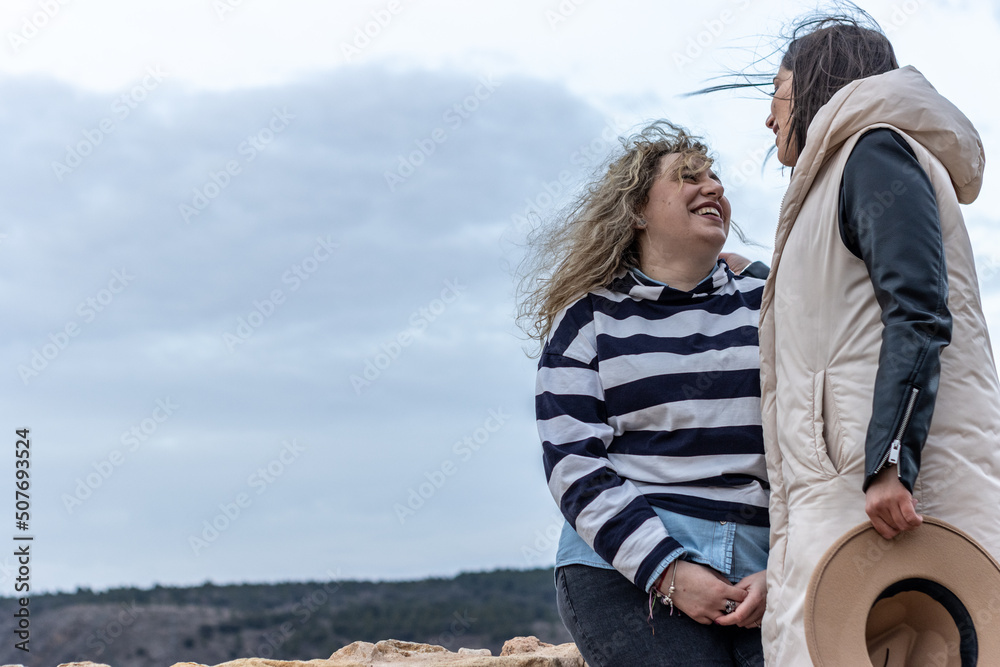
536,261,768,590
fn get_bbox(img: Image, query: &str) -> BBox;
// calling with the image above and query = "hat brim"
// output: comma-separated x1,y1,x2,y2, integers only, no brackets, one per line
805,517,1000,666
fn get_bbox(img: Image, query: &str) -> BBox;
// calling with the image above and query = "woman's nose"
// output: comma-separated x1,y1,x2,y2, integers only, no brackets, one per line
765,113,776,131
701,176,724,198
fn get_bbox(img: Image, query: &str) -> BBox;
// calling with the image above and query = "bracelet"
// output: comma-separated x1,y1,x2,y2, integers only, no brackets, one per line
647,559,679,624
661,559,678,615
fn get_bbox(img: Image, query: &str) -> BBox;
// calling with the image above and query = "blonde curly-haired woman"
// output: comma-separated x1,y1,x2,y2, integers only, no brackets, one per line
519,121,768,666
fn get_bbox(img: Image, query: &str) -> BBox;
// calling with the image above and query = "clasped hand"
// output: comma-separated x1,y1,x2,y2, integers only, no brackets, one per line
657,561,766,627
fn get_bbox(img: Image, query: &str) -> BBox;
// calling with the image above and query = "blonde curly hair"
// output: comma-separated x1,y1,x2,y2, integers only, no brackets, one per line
516,120,719,352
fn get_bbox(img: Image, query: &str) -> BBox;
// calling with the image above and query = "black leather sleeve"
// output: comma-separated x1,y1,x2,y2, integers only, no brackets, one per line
838,128,952,493
741,261,770,279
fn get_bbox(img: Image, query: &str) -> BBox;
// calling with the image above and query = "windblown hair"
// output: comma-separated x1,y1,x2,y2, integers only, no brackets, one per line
693,3,897,165
515,120,714,352
780,11,898,160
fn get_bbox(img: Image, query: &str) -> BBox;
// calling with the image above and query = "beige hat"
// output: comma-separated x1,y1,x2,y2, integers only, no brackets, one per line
805,517,1000,667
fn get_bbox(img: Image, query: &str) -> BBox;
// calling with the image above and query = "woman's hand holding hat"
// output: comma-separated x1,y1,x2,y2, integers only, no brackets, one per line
865,469,923,539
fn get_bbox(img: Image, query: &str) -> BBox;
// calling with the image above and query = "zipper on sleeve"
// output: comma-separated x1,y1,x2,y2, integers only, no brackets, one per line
874,387,920,476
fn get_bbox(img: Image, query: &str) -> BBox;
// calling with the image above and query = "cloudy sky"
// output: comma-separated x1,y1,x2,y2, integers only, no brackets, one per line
2,0,999,594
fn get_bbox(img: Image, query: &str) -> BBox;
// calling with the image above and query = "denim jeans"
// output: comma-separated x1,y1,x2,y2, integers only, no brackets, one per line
556,565,764,667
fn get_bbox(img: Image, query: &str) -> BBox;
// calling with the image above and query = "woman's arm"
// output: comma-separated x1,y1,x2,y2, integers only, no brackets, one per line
537,346,683,592
839,128,952,537
540,350,750,618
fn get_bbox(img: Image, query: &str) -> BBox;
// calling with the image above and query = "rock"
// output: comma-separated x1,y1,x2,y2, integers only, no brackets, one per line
327,641,375,660
500,637,553,656
167,636,585,666
169,660,333,667
56,663,114,667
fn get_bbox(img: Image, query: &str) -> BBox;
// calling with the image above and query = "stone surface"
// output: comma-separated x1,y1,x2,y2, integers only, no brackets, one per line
500,637,552,656
167,636,586,666
56,663,114,667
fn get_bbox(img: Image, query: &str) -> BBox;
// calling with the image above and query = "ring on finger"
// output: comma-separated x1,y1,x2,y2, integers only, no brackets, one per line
724,599,738,614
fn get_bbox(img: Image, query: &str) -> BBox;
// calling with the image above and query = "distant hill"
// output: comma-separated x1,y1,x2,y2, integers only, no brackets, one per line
0,568,572,667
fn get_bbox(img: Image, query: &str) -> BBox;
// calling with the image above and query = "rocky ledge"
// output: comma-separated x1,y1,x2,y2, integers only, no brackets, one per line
35,636,586,667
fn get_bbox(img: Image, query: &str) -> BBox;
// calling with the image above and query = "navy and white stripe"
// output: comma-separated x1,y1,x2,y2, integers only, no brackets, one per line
536,262,768,589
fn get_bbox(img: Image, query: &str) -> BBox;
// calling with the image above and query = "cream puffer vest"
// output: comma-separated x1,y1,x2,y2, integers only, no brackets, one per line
758,66,1000,666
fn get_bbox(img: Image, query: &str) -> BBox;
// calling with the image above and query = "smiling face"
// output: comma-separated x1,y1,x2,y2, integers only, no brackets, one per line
638,152,731,260
766,67,797,167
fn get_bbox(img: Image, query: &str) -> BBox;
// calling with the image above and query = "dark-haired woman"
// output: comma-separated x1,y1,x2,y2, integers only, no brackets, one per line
520,120,769,665
756,15,1000,665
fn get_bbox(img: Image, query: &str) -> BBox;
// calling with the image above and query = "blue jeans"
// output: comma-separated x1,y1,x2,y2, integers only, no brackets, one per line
556,565,764,667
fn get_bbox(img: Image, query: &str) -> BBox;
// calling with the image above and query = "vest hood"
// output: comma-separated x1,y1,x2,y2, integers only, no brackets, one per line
794,65,984,206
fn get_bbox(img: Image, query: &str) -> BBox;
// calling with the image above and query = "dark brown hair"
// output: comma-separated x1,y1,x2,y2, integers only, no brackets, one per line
780,13,898,159
691,5,898,166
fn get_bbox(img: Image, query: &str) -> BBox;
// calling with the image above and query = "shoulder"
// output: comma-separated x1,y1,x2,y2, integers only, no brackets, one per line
842,126,933,199
848,127,918,164
841,126,931,200
543,292,600,361
543,279,640,361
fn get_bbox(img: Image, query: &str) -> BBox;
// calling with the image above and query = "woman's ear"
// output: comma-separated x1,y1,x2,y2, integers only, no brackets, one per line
633,210,648,230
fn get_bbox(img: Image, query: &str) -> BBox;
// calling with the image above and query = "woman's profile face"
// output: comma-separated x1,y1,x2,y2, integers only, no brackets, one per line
766,67,797,166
